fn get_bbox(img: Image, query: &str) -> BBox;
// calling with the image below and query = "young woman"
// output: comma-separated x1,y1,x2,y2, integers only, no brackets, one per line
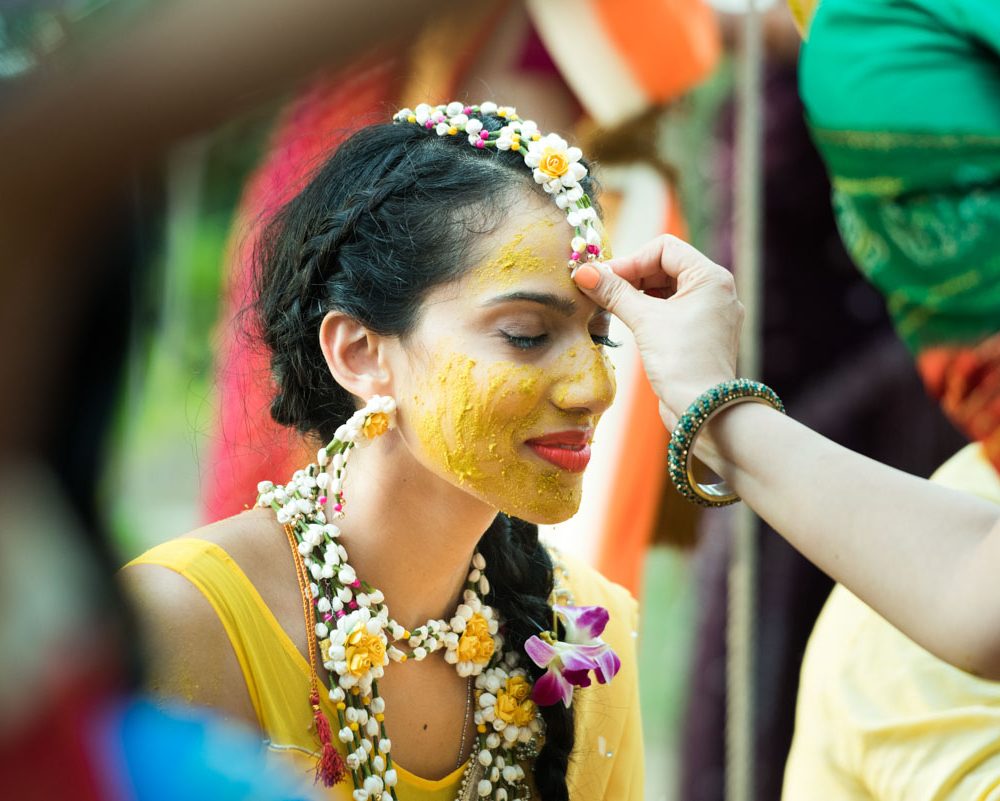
122,104,641,801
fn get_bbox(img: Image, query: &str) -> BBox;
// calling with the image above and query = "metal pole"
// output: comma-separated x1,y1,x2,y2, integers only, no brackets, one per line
727,1,764,800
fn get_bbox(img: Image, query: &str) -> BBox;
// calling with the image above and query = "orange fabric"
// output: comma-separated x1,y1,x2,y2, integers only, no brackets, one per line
918,333,1000,474
594,0,721,103
597,186,688,595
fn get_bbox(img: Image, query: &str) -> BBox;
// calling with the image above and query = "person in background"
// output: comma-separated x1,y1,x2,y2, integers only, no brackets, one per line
780,1,1000,797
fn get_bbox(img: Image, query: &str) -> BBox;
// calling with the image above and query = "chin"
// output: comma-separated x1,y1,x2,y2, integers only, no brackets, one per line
498,489,582,526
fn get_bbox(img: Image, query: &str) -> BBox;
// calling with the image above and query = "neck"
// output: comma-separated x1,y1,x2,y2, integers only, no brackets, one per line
331,433,496,630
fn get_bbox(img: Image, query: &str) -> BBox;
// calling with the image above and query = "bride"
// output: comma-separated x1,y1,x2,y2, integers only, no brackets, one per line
122,102,641,801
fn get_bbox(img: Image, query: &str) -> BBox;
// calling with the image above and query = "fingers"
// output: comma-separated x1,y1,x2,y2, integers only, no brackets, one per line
571,262,652,327
605,234,725,288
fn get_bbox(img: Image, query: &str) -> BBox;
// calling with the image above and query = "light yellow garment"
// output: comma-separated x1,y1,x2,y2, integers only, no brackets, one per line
782,443,1000,801
128,539,642,800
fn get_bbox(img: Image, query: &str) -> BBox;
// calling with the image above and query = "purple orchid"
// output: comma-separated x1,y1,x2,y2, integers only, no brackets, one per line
524,605,621,708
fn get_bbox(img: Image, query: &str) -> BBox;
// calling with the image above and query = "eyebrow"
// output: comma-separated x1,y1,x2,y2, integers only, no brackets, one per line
481,291,577,317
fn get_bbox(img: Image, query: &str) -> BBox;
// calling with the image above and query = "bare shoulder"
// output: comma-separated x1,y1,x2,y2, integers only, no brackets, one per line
119,510,284,728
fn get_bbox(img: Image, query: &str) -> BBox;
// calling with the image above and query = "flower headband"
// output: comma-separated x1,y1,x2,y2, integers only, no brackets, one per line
393,101,603,269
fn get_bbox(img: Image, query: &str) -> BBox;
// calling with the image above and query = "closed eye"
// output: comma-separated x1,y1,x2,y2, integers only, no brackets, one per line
592,334,621,348
501,332,549,350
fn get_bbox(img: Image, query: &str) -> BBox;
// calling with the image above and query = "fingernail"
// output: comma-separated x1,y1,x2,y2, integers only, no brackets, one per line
573,263,601,290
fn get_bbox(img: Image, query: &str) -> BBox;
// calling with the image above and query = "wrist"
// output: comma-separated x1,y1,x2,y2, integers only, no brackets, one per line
666,379,784,508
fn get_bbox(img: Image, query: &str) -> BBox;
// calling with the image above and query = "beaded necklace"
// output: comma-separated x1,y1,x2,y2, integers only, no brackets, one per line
256,398,544,801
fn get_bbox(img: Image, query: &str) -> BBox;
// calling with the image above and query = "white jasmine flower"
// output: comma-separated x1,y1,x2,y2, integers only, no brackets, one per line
567,206,598,227
414,103,433,124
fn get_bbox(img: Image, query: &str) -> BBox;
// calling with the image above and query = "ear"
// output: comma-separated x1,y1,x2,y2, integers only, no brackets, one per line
319,311,393,401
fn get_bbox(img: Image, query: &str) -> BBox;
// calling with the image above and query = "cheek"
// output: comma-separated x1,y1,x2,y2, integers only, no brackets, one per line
405,350,586,524
408,351,545,481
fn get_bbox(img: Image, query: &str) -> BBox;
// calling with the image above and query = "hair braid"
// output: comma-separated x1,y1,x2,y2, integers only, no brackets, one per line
478,515,575,800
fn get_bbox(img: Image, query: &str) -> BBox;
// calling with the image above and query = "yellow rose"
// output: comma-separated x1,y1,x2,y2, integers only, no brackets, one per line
495,677,537,727
457,613,495,664
506,675,531,703
362,412,390,439
539,147,570,179
345,626,386,676
512,699,537,728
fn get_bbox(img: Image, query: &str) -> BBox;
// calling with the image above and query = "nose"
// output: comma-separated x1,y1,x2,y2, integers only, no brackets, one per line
550,343,617,417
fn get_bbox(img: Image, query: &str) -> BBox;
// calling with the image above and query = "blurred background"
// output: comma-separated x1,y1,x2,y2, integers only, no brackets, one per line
0,1,967,799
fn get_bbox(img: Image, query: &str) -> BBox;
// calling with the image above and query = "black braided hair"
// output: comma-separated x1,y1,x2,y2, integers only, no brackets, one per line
253,112,597,799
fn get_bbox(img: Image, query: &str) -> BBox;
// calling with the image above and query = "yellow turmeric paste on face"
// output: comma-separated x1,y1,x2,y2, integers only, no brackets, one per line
409,343,614,525
472,219,561,292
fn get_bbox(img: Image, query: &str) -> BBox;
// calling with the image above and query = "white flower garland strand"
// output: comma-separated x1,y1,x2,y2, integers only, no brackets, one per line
393,101,603,271
256,395,545,800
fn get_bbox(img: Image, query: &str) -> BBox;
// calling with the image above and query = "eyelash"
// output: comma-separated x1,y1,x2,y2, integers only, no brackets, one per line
501,332,621,350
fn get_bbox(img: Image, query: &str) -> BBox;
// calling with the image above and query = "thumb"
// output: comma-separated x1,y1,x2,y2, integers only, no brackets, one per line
571,261,651,327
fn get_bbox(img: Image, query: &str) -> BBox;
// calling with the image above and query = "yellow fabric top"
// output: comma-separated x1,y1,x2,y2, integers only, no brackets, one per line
782,443,1000,801
128,538,642,801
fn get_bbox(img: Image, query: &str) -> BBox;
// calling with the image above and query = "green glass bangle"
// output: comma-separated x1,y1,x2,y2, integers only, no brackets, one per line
667,378,785,507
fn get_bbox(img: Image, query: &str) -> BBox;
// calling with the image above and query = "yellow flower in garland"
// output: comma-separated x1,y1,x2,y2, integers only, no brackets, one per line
458,613,495,665
525,132,587,193
346,625,386,677
475,665,544,747
362,411,390,440
495,676,537,728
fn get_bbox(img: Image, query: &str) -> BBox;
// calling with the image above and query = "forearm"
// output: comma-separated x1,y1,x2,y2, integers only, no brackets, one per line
700,403,1000,677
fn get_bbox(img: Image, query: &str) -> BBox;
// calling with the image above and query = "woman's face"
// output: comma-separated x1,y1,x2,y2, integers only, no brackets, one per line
388,195,617,525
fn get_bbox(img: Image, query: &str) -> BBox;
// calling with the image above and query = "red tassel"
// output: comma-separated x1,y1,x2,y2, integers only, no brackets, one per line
311,693,347,787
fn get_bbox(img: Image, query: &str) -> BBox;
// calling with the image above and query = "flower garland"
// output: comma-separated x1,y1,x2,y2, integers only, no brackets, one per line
257,395,620,800
393,101,603,271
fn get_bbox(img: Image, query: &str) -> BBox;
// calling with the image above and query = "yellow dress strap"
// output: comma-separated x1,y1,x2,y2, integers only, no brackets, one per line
126,538,314,744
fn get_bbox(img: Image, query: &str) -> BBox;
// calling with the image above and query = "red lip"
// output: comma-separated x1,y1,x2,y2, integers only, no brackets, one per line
525,430,593,473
